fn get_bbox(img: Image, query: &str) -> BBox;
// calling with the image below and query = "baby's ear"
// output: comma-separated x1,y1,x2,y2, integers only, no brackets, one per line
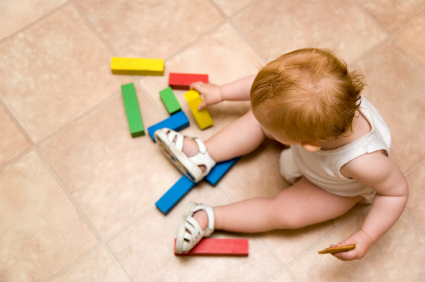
301,141,321,152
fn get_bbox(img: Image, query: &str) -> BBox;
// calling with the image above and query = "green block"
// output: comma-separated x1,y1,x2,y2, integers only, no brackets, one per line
159,87,181,115
121,83,144,137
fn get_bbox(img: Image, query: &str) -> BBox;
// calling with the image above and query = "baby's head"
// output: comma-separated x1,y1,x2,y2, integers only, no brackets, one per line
251,48,365,147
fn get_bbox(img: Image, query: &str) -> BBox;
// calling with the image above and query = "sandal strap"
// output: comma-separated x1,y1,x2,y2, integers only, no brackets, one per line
165,130,184,151
193,204,215,237
189,139,216,175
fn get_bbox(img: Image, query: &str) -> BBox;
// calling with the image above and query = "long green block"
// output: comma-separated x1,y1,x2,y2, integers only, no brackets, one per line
159,87,181,115
121,83,144,137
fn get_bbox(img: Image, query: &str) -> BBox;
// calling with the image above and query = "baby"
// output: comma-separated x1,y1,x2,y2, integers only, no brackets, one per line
154,48,408,261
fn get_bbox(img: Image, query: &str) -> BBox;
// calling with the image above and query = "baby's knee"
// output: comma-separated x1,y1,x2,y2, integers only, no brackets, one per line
271,199,308,230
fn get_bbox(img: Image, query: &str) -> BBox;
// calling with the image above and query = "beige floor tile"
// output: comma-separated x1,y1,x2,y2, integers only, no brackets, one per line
107,184,283,282
405,160,425,232
53,247,128,282
354,39,425,173
232,0,386,62
0,151,98,282
0,104,30,166
39,91,177,238
396,14,425,67
0,0,66,40
0,5,129,143
74,0,224,58
357,0,425,33
140,23,261,139
269,270,295,282
213,0,255,16
291,208,425,281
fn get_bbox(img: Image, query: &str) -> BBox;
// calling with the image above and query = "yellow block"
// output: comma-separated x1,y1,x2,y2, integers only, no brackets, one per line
184,90,213,130
111,57,164,76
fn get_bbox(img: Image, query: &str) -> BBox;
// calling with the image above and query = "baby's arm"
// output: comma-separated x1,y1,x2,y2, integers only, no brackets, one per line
191,75,256,110
332,151,408,261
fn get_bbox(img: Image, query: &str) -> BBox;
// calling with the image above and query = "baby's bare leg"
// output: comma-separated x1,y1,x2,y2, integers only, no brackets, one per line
196,177,362,232
183,110,269,163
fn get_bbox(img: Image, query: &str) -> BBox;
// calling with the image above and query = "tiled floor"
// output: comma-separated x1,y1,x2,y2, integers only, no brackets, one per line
1,0,425,281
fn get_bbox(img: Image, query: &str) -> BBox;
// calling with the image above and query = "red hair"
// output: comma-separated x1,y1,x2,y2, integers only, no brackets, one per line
251,48,366,142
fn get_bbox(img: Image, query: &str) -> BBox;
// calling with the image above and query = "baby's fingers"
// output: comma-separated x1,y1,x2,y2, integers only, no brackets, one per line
332,249,357,261
190,81,204,92
198,100,207,110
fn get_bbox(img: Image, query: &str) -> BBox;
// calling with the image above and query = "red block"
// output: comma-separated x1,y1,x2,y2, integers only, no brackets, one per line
169,73,208,90
174,238,249,256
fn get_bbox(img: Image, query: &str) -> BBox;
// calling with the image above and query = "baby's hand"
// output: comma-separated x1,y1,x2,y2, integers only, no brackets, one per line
331,230,374,261
190,81,222,110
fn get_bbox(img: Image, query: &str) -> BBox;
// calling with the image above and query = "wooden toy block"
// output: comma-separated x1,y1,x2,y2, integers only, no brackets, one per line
318,244,356,254
147,111,189,142
169,73,208,90
121,83,144,137
156,175,197,215
159,87,181,115
111,57,164,76
174,238,249,256
205,157,241,186
184,90,213,130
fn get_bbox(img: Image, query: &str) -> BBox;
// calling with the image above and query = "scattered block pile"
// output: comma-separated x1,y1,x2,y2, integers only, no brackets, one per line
111,57,247,256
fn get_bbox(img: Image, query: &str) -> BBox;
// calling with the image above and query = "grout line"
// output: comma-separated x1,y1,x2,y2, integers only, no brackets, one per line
390,37,425,72
0,147,34,172
265,268,299,282
207,0,228,19
163,20,229,64
0,97,34,146
37,91,121,147
260,236,300,282
70,0,117,56
349,0,391,36
392,10,425,37
37,147,134,281
349,37,390,65
350,0,425,73
211,0,269,64
403,212,425,238
47,243,102,282
404,158,425,177
101,243,133,282
229,20,268,64
104,206,156,243
288,205,367,267
35,148,104,240
0,1,70,46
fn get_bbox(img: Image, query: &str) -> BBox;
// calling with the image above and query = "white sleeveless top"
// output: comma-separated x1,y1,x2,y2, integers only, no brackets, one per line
291,97,391,203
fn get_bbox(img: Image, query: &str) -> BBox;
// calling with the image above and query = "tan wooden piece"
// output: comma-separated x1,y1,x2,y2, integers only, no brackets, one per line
318,244,356,254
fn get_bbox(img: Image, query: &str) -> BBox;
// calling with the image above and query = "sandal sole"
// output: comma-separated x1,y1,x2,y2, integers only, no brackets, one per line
176,201,198,254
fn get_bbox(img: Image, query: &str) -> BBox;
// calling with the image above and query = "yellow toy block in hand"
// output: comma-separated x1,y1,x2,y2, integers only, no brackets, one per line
111,57,164,76
184,90,213,130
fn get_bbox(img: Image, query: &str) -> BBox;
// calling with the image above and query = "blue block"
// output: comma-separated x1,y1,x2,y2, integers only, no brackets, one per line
156,175,197,215
205,157,241,186
147,111,190,142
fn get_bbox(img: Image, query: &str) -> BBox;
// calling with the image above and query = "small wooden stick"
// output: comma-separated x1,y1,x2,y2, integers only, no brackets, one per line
318,244,356,254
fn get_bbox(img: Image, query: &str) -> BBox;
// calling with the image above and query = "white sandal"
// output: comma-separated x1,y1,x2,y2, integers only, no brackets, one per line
175,201,215,254
154,128,216,183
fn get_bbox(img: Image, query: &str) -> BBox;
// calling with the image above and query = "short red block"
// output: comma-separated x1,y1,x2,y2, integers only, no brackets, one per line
174,238,249,256
169,73,208,90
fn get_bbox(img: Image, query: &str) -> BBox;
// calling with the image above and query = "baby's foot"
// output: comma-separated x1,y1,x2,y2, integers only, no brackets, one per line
192,210,208,230
166,132,207,172
176,202,215,253
155,128,215,183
